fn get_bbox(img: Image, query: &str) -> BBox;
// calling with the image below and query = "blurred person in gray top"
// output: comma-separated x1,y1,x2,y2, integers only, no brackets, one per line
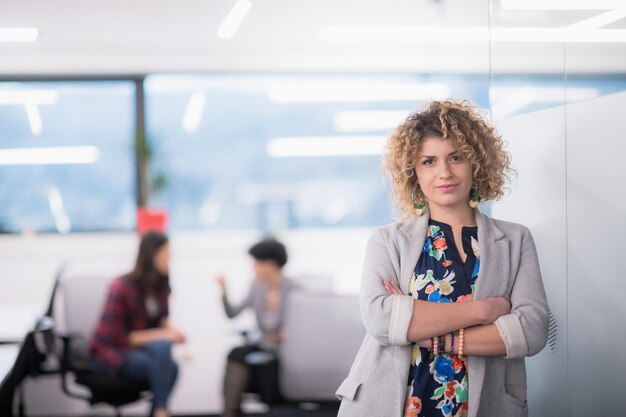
217,237,300,417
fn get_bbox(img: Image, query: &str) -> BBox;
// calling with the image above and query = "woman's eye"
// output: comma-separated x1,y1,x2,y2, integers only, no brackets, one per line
450,155,462,162
423,159,434,165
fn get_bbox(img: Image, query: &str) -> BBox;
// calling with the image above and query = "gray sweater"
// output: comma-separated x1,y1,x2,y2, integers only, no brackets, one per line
222,277,300,350
336,207,549,417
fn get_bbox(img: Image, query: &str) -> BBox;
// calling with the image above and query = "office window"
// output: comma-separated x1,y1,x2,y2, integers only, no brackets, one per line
0,81,136,234
145,74,490,231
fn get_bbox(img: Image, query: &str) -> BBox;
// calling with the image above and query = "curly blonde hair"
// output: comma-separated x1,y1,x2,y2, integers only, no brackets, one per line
382,100,512,217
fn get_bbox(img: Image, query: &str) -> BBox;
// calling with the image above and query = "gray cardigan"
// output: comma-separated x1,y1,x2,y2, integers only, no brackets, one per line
336,208,549,417
222,277,300,350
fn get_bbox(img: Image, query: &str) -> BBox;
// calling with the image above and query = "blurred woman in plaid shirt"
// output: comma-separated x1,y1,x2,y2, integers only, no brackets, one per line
90,231,186,417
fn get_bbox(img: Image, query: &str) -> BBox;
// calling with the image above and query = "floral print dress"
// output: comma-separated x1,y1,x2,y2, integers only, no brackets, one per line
403,219,480,417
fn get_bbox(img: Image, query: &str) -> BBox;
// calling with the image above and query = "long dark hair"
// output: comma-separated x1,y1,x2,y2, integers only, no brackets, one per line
123,230,171,296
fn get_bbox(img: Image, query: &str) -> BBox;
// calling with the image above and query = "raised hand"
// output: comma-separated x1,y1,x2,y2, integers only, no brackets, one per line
216,275,227,295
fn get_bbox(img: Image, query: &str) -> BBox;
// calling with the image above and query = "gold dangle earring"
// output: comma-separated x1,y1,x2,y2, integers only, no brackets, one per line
469,188,480,208
410,191,427,216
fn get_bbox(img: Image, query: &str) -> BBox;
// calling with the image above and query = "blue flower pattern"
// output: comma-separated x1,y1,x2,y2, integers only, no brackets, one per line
403,220,480,417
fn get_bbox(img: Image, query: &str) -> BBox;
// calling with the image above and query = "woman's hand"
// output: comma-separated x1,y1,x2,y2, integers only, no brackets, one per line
167,327,187,344
216,275,227,296
129,327,186,347
383,279,403,295
480,297,512,324
266,329,285,344
160,318,187,343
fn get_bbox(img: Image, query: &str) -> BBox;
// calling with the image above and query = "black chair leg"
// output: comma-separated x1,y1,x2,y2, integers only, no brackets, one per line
18,384,25,417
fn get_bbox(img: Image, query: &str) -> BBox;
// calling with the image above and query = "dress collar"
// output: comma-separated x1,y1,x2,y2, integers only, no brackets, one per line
398,206,505,242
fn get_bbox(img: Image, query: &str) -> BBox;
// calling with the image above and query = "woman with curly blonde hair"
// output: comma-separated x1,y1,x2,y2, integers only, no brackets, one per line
336,100,549,417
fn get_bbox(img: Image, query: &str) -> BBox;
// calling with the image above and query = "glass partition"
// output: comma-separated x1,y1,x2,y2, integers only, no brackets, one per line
488,1,568,415
563,6,626,417
489,1,626,415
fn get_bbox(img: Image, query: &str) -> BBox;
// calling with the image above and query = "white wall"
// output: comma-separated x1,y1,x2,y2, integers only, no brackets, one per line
490,90,626,416
491,105,568,416
0,228,371,415
564,90,626,417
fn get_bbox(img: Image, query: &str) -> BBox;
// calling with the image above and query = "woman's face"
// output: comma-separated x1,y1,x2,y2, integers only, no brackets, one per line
153,243,170,275
253,260,280,281
413,137,473,213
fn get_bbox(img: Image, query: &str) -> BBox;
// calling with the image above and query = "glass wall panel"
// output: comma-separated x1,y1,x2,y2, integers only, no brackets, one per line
564,7,626,417
488,1,568,415
490,2,626,415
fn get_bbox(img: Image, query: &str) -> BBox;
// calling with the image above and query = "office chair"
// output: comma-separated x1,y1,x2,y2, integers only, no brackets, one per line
53,269,150,417
278,291,365,402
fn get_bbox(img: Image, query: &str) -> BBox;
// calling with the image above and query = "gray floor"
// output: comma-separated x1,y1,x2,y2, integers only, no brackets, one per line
187,403,340,417
247,403,339,417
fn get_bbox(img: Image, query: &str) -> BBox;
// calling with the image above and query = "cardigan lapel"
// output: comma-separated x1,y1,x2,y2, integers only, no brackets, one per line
474,208,510,299
397,209,430,294
468,208,510,417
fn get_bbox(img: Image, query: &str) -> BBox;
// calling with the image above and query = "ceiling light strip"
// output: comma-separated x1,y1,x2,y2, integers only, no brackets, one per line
0,146,100,165
318,27,626,43
0,28,39,42
501,0,625,10
218,0,252,39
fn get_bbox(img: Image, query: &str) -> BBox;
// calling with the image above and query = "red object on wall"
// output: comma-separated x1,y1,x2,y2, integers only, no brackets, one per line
137,207,168,234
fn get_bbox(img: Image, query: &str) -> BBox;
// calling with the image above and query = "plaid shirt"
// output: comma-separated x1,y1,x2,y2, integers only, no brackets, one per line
90,277,169,374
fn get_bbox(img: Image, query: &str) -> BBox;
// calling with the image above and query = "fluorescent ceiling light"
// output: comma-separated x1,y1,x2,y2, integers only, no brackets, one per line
318,26,626,43
334,110,411,132
0,146,100,166
567,9,626,30
268,83,450,103
24,103,43,136
218,0,252,39
267,136,386,157
501,0,625,10
182,91,206,134
0,28,39,42
0,90,58,105
493,28,626,43
318,27,491,42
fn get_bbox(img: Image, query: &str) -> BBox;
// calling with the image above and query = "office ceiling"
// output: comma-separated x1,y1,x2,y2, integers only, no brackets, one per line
1,0,625,75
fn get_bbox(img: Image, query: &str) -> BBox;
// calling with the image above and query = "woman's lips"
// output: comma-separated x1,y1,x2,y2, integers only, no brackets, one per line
438,184,459,192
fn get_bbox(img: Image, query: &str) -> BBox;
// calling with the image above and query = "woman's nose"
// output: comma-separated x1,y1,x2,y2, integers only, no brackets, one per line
438,162,453,178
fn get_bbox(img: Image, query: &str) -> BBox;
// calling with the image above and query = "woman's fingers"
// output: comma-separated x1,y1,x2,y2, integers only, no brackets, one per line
383,279,403,295
389,281,403,294
382,280,391,293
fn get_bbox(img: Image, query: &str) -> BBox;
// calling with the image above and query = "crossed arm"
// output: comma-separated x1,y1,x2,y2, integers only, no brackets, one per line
360,227,548,359
383,279,508,357
129,318,186,347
